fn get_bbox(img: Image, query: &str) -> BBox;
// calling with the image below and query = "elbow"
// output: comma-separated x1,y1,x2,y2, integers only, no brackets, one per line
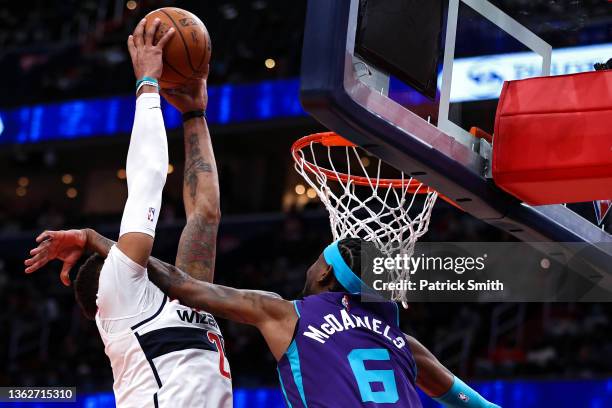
128,164,168,191
147,165,169,186
207,207,221,225
191,207,221,226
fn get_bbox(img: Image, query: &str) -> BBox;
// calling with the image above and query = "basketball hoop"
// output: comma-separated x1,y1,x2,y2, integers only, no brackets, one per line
292,132,456,305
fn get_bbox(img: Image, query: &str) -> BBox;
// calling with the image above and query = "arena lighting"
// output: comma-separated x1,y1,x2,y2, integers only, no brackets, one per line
265,58,276,69
17,176,29,187
0,44,608,146
167,164,174,175
116,169,126,180
126,1,137,10
220,4,238,20
0,78,305,145
16,186,27,197
66,187,78,199
54,380,612,407
294,184,305,195
306,188,317,199
297,194,308,206
62,174,74,184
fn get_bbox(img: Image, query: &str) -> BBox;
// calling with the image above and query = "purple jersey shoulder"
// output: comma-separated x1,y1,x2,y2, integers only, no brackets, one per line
277,292,422,407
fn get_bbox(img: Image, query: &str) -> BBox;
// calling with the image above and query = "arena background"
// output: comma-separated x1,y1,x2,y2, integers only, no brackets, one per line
0,0,611,406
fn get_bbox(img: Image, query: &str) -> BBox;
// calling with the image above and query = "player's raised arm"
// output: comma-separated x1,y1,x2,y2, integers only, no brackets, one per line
118,17,174,266
161,74,220,282
406,335,501,408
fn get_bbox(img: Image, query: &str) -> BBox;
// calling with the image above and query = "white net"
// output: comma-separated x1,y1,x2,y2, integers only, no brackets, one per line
292,133,438,304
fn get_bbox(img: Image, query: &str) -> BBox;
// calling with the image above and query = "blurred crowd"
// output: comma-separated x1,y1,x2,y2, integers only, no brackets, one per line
1,205,612,391
0,0,305,106
1,0,610,106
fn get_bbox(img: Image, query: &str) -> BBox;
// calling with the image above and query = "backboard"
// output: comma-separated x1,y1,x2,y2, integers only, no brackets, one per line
299,0,612,282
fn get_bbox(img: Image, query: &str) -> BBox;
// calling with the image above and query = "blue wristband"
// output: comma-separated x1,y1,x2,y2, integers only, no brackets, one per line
434,377,501,408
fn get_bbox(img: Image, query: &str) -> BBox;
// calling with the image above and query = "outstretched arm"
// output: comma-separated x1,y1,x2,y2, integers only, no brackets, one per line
25,228,297,360
118,17,174,266
146,257,296,360
407,336,500,408
162,75,220,282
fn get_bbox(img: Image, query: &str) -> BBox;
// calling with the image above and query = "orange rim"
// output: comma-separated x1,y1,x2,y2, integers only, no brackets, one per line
291,132,461,209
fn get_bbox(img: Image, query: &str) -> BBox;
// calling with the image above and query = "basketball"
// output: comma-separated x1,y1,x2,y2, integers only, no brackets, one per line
145,7,211,89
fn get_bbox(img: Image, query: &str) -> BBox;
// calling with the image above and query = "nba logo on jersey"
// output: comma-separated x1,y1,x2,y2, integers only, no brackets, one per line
458,392,469,402
147,207,155,222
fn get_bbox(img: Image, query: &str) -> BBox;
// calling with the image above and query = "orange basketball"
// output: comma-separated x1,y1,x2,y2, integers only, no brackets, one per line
144,7,211,89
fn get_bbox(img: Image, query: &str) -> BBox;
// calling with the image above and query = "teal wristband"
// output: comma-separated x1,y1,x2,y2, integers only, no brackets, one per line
135,76,159,87
434,377,501,408
135,76,159,93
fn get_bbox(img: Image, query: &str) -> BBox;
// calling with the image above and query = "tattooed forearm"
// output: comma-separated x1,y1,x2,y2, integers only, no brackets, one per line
147,254,292,326
84,228,115,257
175,213,218,282
179,120,220,282
148,257,189,294
184,132,213,201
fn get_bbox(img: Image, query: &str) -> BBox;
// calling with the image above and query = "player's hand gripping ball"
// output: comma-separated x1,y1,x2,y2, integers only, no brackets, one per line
127,17,175,81
144,7,211,89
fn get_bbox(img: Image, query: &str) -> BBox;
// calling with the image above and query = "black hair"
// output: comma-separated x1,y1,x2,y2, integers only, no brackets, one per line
330,237,382,292
74,253,104,320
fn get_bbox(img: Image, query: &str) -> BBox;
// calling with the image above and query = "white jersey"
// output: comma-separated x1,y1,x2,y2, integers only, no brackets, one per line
94,245,232,408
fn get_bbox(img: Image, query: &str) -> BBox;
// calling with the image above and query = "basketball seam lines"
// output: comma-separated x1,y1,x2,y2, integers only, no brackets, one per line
160,9,197,74
196,30,209,72
162,56,189,80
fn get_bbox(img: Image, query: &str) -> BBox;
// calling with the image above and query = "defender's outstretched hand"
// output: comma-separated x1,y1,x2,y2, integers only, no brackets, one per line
127,17,175,80
161,72,208,113
24,229,87,286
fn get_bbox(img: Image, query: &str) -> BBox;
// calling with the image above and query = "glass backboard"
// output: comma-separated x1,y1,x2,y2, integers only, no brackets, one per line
299,0,612,281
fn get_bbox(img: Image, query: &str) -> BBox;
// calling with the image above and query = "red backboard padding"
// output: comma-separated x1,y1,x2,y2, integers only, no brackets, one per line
492,70,612,205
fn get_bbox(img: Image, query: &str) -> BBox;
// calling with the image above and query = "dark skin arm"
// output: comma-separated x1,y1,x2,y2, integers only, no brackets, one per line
162,73,220,283
25,228,115,286
145,256,297,360
25,228,298,360
406,335,454,397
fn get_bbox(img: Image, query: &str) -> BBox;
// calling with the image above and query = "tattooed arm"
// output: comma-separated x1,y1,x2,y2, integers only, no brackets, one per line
161,74,220,283
146,256,298,361
84,228,115,257
176,116,219,282
26,226,298,359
